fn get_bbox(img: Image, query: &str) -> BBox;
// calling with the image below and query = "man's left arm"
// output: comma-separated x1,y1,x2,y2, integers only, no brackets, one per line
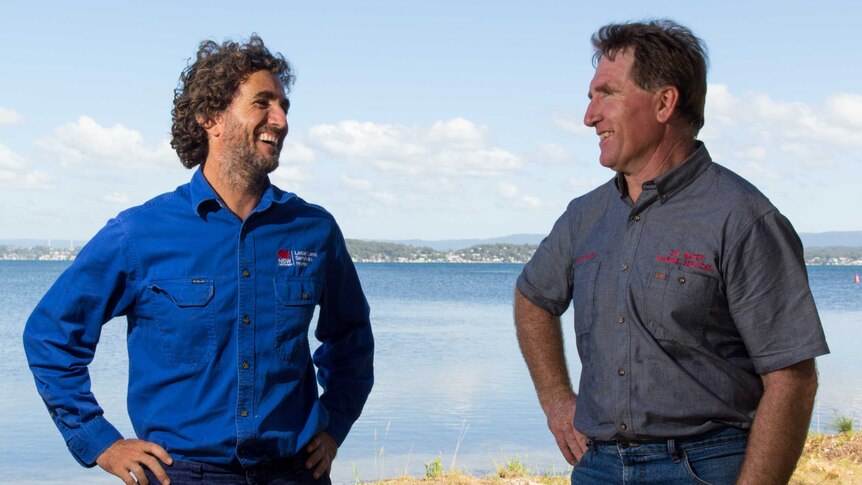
736,358,818,485
307,224,374,478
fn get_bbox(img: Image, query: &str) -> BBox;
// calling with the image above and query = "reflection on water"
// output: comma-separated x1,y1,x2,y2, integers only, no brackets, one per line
0,262,859,484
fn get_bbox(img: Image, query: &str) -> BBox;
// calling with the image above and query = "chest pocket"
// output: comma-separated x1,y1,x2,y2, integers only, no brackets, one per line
643,265,717,346
572,259,601,336
274,277,322,362
147,278,215,364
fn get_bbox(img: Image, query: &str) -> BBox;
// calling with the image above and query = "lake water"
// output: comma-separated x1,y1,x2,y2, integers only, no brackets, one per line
1,261,860,484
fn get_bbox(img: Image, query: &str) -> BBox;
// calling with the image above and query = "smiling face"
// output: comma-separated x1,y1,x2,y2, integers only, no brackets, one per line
211,70,289,183
583,49,665,175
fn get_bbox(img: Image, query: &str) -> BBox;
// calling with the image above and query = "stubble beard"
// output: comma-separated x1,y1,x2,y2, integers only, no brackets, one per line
219,118,280,194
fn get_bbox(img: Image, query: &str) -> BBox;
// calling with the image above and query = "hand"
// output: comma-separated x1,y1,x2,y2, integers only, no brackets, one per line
96,439,172,485
305,431,338,480
544,394,589,465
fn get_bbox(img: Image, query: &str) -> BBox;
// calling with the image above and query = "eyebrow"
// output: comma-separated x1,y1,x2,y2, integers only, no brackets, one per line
254,91,290,111
587,82,614,99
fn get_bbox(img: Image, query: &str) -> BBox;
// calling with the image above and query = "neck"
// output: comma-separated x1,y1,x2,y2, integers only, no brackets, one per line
202,159,266,221
624,137,696,202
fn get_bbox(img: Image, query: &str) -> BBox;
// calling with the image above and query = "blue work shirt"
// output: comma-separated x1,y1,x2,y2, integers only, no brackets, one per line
23,168,374,468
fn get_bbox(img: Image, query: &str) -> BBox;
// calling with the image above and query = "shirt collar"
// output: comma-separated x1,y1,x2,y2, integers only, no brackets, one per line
190,166,296,217
613,140,712,202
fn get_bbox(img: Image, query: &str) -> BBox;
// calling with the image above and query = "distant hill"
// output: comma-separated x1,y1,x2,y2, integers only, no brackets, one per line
382,234,545,251
799,231,862,247
378,231,862,251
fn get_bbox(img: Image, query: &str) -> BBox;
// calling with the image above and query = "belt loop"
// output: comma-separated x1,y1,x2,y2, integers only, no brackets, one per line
586,438,595,452
667,438,682,463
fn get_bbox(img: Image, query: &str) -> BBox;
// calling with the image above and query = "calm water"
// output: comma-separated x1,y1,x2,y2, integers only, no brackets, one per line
1,261,860,484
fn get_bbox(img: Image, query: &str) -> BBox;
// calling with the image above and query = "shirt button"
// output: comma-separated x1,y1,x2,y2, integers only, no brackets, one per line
617,368,626,376
617,315,625,324
621,263,629,271
242,315,250,325
678,276,686,284
660,194,669,201
240,409,249,417
301,291,309,300
632,214,641,222
242,361,250,370
619,423,628,431
242,269,251,278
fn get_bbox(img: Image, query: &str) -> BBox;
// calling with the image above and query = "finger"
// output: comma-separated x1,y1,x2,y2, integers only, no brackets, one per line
305,435,320,453
145,442,173,466
554,433,577,465
140,455,170,485
129,464,150,485
313,453,331,479
305,445,324,469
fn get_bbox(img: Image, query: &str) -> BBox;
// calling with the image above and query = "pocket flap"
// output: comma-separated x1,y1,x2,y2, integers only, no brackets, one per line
148,278,214,307
274,277,321,305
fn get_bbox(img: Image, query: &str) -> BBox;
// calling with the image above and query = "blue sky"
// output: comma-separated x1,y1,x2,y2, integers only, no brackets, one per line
2,1,860,241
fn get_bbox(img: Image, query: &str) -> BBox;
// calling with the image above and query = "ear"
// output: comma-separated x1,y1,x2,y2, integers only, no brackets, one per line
196,113,223,137
654,85,680,124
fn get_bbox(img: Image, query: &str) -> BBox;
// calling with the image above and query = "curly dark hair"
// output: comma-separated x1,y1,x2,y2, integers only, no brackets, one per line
591,19,709,135
171,34,295,168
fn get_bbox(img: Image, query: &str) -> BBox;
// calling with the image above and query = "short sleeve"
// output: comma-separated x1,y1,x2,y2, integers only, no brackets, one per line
517,205,576,316
724,211,829,373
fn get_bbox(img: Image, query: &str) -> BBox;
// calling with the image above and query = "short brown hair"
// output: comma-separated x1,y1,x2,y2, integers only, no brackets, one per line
171,34,295,168
591,20,709,135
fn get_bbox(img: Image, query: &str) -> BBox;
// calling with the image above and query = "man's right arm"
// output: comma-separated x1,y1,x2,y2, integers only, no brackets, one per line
514,288,587,465
22,218,170,484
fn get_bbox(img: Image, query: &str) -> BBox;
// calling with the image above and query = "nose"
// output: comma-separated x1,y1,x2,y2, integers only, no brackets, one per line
584,98,599,127
269,104,288,132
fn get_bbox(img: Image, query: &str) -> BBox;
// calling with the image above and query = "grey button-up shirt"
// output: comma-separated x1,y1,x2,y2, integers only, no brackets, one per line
517,142,829,440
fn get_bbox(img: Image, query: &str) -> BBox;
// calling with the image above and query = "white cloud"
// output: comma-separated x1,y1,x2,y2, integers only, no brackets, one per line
271,165,310,190
35,116,176,169
307,117,521,178
496,181,541,208
0,107,25,125
340,174,374,191
703,84,862,181
0,143,52,189
279,138,316,164
102,192,131,204
552,113,593,137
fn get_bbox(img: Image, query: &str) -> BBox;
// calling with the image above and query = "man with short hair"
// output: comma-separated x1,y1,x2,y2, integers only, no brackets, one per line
24,35,373,485
515,20,828,484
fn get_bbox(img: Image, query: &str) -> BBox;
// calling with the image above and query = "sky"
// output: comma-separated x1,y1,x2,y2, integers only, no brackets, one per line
1,0,861,242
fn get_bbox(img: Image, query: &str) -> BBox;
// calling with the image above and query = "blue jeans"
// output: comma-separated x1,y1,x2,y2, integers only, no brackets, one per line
142,451,331,485
571,427,748,485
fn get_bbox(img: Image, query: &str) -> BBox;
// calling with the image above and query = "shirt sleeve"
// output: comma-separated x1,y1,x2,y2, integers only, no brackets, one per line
724,211,830,374
22,217,138,466
516,203,576,316
312,222,374,445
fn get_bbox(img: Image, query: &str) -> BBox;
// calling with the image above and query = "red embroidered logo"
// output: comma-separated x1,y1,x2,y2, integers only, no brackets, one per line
277,249,294,267
656,249,713,272
575,251,597,264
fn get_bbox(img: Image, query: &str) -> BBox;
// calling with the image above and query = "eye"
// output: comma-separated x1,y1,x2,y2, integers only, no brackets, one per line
254,100,268,108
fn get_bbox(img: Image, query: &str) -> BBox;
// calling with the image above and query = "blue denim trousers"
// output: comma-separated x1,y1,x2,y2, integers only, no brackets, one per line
142,451,331,485
571,427,748,485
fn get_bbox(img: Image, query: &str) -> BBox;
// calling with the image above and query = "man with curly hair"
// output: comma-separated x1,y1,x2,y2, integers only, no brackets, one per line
24,35,373,485
515,20,828,484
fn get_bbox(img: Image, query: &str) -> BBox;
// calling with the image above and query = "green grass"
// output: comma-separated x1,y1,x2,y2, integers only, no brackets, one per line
424,457,444,479
830,414,855,433
495,456,529,478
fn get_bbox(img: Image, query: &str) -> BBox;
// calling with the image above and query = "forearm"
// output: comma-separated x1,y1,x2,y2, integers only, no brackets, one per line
514,288,574,410
737,359,818,485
